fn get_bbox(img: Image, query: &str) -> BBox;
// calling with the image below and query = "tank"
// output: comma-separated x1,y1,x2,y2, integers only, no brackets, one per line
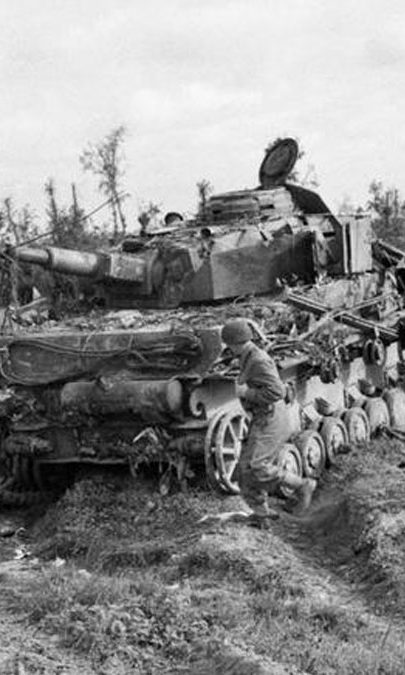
1,138,405,504
12,138,374,309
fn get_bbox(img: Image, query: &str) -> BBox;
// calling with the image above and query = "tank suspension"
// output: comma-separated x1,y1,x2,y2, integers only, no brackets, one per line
206,382,405,496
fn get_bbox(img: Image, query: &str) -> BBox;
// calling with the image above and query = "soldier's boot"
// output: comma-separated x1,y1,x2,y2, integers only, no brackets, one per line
243,495,280,528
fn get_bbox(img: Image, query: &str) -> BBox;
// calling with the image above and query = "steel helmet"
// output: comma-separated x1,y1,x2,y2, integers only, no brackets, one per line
221,318,252,346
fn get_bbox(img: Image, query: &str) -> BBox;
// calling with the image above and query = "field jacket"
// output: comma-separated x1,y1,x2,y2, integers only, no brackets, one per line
238,342,285,419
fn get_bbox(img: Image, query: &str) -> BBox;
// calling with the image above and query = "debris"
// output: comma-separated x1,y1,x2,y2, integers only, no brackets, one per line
77,568,91,578
51,557,66,568
14,545,30,560
197,511,251,525
0,524,17,538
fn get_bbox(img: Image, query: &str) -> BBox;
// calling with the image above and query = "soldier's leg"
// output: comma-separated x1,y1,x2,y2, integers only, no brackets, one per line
241,471,270,517
239,438,278,518
277,467,317,511
239,446,268,516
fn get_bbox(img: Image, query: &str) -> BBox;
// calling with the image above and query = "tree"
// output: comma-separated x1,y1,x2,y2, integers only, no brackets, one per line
0,199,38,306
45,179,88,248
367,181,405,224
80,125,128,239
0,197,38,245
366,180,405,248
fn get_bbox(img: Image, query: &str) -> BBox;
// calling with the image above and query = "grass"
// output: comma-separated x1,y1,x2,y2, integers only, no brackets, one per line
7,565,219,673
3,437,405,674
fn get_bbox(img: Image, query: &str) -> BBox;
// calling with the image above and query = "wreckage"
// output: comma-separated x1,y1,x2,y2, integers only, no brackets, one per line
1,138,405,504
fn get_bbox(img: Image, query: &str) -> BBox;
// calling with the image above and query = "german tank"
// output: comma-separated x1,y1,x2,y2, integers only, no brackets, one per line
13,138,381,310
2,138,405,504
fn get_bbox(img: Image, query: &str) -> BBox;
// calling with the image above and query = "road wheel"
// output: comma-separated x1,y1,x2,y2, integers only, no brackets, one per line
294,430,326,478
214,408,249,494
277,443,303,498
362,397,390,435
383,388,405,431
319,417,349,466
342,407,370,446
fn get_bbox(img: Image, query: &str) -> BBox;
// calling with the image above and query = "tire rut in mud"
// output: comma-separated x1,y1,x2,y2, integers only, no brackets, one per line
269,461,405,620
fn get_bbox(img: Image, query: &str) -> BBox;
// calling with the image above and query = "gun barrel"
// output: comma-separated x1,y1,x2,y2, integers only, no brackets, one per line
15,246,102,277
15,247,49,266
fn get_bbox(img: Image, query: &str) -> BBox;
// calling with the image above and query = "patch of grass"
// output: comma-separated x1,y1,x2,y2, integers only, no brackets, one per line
32,475,239,565
8,565,225,672
170,531,405,675
97,541,175,572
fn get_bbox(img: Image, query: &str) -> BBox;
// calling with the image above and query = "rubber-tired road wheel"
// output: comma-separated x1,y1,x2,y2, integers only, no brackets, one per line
342,406,370,446
294,430,326,478
277,442,303,498
319,417,349,466
362,397,390,435
383,388,405,432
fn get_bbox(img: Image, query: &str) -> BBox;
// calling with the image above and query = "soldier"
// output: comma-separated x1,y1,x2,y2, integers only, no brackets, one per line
221,318,317,527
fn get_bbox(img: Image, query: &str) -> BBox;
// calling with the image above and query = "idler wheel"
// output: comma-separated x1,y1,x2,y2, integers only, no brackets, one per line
319,417,349,466
204,405,249,494
362,397,390,435
342,406,370,446
214,408,249,494
383,388,405,431
277,443,303,498
204,409,227,492
294,430,326,478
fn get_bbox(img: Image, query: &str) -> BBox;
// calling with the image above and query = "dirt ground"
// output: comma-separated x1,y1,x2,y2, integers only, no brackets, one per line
1,435,405,674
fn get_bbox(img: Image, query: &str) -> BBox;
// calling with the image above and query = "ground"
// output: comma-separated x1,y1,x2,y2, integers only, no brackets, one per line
0,435,405,674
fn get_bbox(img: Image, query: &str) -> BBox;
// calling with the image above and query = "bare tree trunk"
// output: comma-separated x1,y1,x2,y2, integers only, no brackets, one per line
113,188,127,235
71,183,81,228
4,198,20,245
109,198,119,240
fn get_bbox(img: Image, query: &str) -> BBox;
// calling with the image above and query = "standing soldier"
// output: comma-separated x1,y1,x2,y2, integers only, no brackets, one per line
221,318,317,527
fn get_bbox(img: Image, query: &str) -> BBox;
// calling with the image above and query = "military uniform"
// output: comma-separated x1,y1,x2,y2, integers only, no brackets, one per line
221,318,316,520
237,341,289,517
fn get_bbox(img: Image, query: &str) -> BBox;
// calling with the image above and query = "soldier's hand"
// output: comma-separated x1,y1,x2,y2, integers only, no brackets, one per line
235,383,249,398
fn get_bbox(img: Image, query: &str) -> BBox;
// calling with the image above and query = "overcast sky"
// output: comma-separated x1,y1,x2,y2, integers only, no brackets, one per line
1,0,405,229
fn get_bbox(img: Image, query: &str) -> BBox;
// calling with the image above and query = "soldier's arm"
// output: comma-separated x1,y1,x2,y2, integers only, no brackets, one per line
243,358,285,406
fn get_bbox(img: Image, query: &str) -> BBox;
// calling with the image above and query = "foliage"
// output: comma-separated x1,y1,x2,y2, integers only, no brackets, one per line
40,179,115,316
0,199,39,306
0,197,38,245
80,125,128,239
367,180,405,221
45,179,86,248
367,180,405,249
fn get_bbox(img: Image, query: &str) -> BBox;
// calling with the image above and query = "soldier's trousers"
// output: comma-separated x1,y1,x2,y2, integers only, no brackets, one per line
239,400,288,517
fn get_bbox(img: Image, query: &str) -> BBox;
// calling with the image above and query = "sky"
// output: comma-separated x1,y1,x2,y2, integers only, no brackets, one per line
1,0,405,231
